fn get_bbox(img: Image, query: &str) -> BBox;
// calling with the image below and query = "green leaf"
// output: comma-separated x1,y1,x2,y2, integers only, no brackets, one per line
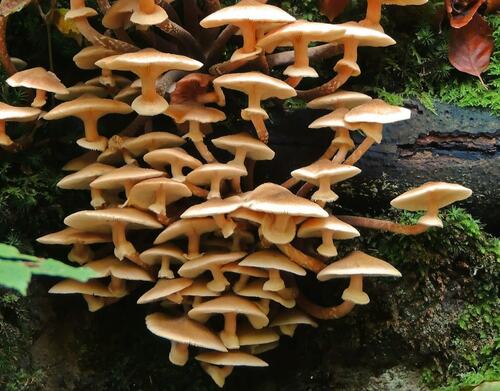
0,0,32,16
0,260,31,295
0,242,22,258
30,258,97,282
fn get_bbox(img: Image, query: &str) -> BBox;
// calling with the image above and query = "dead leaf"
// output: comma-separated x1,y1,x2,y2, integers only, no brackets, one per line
318,0,350,21
0,0,31,16
448,13,493,83
445,0,486,28
486,0,500,12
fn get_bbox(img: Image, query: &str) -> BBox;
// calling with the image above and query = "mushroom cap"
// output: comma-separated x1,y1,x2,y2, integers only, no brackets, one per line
270,309,318,328
258,21,345,51
336,22,396,46
125,178,192,210
165,103,226,124
317,251,402,280
144,147,202,172
200,0,295,28
85,75,131,87
0,102,41,121
37,227,112,245
383,0,428,5
186,163,247,186
90,165,165,191
239,250,306,276
213,72,297,106
44,96,132,120
65,6,98,20
137,278,193,304
122,132,185,156
344,99,411,124
308,108,353,129
86,256,153,281
390,182,473,212
146,313,228,352
220,263,268,278
179,278,221,297
178,252,247,278
49,279,115,297
62,151,100,172
188,295,269,329
57,163,115,189
101,0,135,29
211,132,275,161
243,183,328,218
140,244,186,266
181,196,244,219
298,216,360,239
236,280,296,308
114,85,140,103
73,46,118,69
55,84,109,101
307,90,373,110
291,160,361,185
196,351,268,367
154,218,219,244
6,67,67,94
96,48,203,74
237,323,280,346
65,208,163,233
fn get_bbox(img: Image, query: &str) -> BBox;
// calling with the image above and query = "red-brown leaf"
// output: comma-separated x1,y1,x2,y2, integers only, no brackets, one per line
318,0,350,21
446,0,486,28
448,14,493,81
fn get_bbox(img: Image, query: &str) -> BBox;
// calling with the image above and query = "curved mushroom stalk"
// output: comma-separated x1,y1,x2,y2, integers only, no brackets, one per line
277,243,326,273
200,363,233,388
169,341,189,366
185,232,202,260
184,121,216,163
417,205,443,228
109,275,127,296
312,177,339,202
360,0,384,30
220,312,239,349
286,36,318,78
78,113,108,151
297,294,356,320
249,113,269,144
213,215,236,239
149,184,168,217
32,89,47,108
111,221,138,261
317,231,338,257
256,298,270,315
233,274,250,292
341,275,369,304
344,137,376,165
68,243,94,264
90,188,106,209
207,267,231,292
261,214,296,244
83,294,106,312
237,21,259,59
243,93,269,143
159,256,175,279
263,269,285,292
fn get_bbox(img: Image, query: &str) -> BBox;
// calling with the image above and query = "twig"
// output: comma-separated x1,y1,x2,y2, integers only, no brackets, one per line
96,0,111,13
119,116,150,137
297,67,353,101
157,70,189,96
336,215,430,235
343,137,375,165
205,25,238,66
156,19,204,61
160,0,181,25
0,16,16,75
277,243,326,273
296,294,356,320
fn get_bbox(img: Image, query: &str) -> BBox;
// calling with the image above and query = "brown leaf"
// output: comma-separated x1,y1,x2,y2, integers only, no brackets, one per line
445,0,486,28
0,0,31,16
448,13,493,82
486,0,500,13
318,0,350,21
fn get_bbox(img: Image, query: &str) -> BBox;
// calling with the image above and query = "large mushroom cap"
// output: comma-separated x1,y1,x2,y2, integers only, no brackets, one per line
187,163,247,184
137,278,193,304
154,217,219,244
238,323,280,346
195,351,268,367
86,256,153,281
239,250,306,276
298,216,360,239
181,196,244,219
73,46,118,69
308,108,352,129
237,280,296,308
178,252,247,278
62,151,100,172
122,132,185,156
90,165,165,191
144,147,202,177
211,132,275,162
336,22,396,46
57,163,115,189
307,90,373,110
165,103,226,125
43,96,132,120
270,309,318,330
55,84,109,101
37,227,111,245
344,99,411,124
291,160,361,185
140,244,186,266
49,279,115,297
125,177,192,210
6,67,67,94
0,102,41,121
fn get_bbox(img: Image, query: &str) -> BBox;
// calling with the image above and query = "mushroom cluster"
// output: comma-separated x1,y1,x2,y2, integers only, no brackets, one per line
16,0,475,387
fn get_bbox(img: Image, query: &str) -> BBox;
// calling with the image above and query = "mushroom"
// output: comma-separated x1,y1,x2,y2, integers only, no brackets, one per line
36,227,111,265
236,280,297,313
179,278,221,306
154,217,219,259
186,163,247,199
188,294,269,349
43,96,133,151
102,0,136,29
73,46,118,87
196,351,268,388
96,49,203,116
200,0,295,61
97,135,137,166
0,102,40,146
57,163,115,208
137,278,193,304
181,196,244,238
65,0,103,44
55,84,109,101
237,323,280,351
64,208,163,263
307,90,373,110
239,250,306,292
360,0,428,32
121,131,185,158
213,72,297,143
270,309,318,337
298,216,360,257
140,244,186,279
291,160,361,202
220,262,267,292
146,313,227,366
241,183,328,244
390,182,473,228
144,147,202,182
85,75,131,88
170,73,218,105
128,0,168,25
90,165,165,201
86,256,153,296
211,132,275,169
317,250,401,304
62,151,100,172
124,177,192,222
113,84,141,104
178,251,247,292
257,21,345,78
6,67,68,107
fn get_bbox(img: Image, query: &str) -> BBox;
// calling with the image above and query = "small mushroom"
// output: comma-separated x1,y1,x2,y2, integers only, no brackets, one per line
55,84,109,101
239,250,306,291
73,46,119,87
97,135,137,166
390,182,473,228
298,216,360,257
237,280,297,313
317,250,401,304
140,244,186,279
144,147,202,182
237,322,280,351
6,67,68,107
179,278,221,307
121,131,185,158
65,0,102,44
307,90,373,110
137,278,193,304
220,262,267,292
0,102,40,146
146,313,227,366
270,309,318,337
186,163,247,199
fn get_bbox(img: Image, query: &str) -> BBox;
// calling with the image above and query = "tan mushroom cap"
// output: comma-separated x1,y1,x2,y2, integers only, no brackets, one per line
196,351,268,367
73,46,118,69
90,165,165,195
270,309,318,337
298,216,360,257
122,132,185,157
65,6,98,20
37,227,111,245
237,280,296,309
57,163,115,190
179,278,221,298
55,84,109,101
344,99,411,125
146,313,228,366
291,160,361,202
238,323,280,346
144,147,202,181
44,96,131,120
129,0,168,26
49,279,115,297
140,244,186,276
86,256,153,281
0,102,41,121
85,75,131,88
114,84,140,103
239,250,306,291
62,151,100,171
186,163,247,199
137,278,193,304
335,22,396,46
211,132,275,167
102,0,135,29
308,107,354,129
165,104,226,125
307,90,373,110
181,196,244,219
390,182,472,227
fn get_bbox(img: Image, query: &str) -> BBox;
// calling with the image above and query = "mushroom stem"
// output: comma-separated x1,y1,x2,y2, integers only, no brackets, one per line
257,298,270,314
231,148,247,168
74,18,104,45
238,21,257,54
336,215,430,235
318,230,337,257
293,36,310,71
68,243,93,264
184,182,209,198
263,269,285,292
344,137,375,165
332,145,349,164
139,0,156,13
311,176,338,202
166,292,183,304
273,214,291,232
186,232,201,258
230,177,242,194
171,163,186,181
213,215,236,238
233,274,250,292
250,115,269,144
0,120,13,146
81,114,100,142
277,243,326,273
169,342,189,366
207,267,230,292
83,294,105,312
208,176,223,199
149,184,168,217
111,221,137,261
193,139,216,163
0,16,16,76
296,293,355,320
220,312,239,349
342,275,369,304
32,89,47,108
109,275,126,295
188,121,216,163
159,255,174,278
286,76,303,88
418,204,443,228
364,0,383,25
90,188,106,209
201,363,233,388
280,324,298,337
